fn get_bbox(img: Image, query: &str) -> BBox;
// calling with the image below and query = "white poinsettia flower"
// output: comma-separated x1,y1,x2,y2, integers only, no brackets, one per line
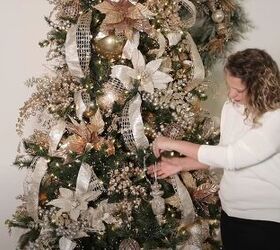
48,187,99,221
111,49,173,94
86,200,118,232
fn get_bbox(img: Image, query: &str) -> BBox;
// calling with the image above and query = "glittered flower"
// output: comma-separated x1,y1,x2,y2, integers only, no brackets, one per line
48,187,99,221
62,110,115,155
93,0,155,39
86,200,118,232
111,49,173,93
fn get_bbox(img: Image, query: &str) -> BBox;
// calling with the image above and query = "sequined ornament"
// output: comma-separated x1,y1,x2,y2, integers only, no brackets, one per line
119,238,140,250
94,34,126,60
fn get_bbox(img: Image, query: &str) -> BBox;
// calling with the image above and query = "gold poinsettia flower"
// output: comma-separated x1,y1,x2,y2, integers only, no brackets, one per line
63,109,115,155
93,0,155,39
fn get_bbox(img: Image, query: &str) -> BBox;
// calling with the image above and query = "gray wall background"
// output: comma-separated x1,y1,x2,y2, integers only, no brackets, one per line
0,0,279,249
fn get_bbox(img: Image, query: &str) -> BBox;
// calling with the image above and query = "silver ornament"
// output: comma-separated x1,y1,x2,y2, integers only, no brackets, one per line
150,182,165,225
211,9,225,23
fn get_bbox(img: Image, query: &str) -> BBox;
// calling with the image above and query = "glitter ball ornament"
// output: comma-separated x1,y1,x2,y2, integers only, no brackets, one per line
163,123,186,140
96,78,126,112
119,239,140,250
94,35,125,60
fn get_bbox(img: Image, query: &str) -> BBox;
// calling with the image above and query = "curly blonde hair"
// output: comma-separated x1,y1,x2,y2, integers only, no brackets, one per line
225,48,280,123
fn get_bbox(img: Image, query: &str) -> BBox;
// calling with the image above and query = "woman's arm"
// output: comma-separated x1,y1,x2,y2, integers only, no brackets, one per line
147,157,209,179
153,110,280,170
152,136,200,160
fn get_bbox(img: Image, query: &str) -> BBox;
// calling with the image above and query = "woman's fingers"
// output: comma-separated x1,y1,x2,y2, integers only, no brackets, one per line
152,136,168,158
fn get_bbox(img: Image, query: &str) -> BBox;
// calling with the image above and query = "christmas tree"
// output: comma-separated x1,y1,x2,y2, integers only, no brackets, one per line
6,0,249,249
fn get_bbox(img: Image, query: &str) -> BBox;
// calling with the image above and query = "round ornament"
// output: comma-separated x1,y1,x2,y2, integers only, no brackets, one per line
119,239,140,250
83,102,98,118
96,78,126,112
211,9,225,23
163,123,185,140
39,192,48,204
93,34,125,60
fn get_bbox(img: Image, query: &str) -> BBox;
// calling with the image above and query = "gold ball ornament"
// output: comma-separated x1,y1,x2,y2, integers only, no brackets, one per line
94,35,125,60
83,102,98,118
39,192,48,204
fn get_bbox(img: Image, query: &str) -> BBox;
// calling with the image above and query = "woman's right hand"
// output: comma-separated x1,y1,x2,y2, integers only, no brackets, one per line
147,157,184,179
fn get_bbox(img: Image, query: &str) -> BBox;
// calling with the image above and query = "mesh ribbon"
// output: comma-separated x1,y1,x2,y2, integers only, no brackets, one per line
120,94,149,151
65,11,92,79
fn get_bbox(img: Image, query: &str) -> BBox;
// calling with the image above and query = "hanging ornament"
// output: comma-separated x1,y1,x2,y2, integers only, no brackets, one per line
150,181,165,225
150,163,165,225
96,78,127,112
93,34,126,60
119,239,140,250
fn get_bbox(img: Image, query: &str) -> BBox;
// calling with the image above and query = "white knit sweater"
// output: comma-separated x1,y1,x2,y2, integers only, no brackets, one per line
198,100,280,222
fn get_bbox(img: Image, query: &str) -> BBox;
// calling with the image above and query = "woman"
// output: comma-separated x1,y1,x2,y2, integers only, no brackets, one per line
148,49,280,250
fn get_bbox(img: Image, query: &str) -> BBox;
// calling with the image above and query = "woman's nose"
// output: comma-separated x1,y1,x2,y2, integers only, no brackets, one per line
228,89,237,99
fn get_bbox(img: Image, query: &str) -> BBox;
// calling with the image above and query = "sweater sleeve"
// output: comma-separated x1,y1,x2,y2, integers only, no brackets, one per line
198,109,280,170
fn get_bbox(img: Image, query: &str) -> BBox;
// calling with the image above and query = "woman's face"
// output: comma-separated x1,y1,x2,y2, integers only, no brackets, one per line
225,70,248,105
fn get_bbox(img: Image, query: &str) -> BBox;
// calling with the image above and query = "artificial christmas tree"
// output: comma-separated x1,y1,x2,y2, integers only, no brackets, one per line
7,0,249,249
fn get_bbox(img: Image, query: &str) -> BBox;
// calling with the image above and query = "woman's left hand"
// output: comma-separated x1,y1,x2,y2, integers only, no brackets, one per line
147,157,183,179
152,136,175,158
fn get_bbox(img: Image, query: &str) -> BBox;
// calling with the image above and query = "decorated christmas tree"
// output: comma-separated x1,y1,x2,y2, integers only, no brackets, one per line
6,0,249,249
